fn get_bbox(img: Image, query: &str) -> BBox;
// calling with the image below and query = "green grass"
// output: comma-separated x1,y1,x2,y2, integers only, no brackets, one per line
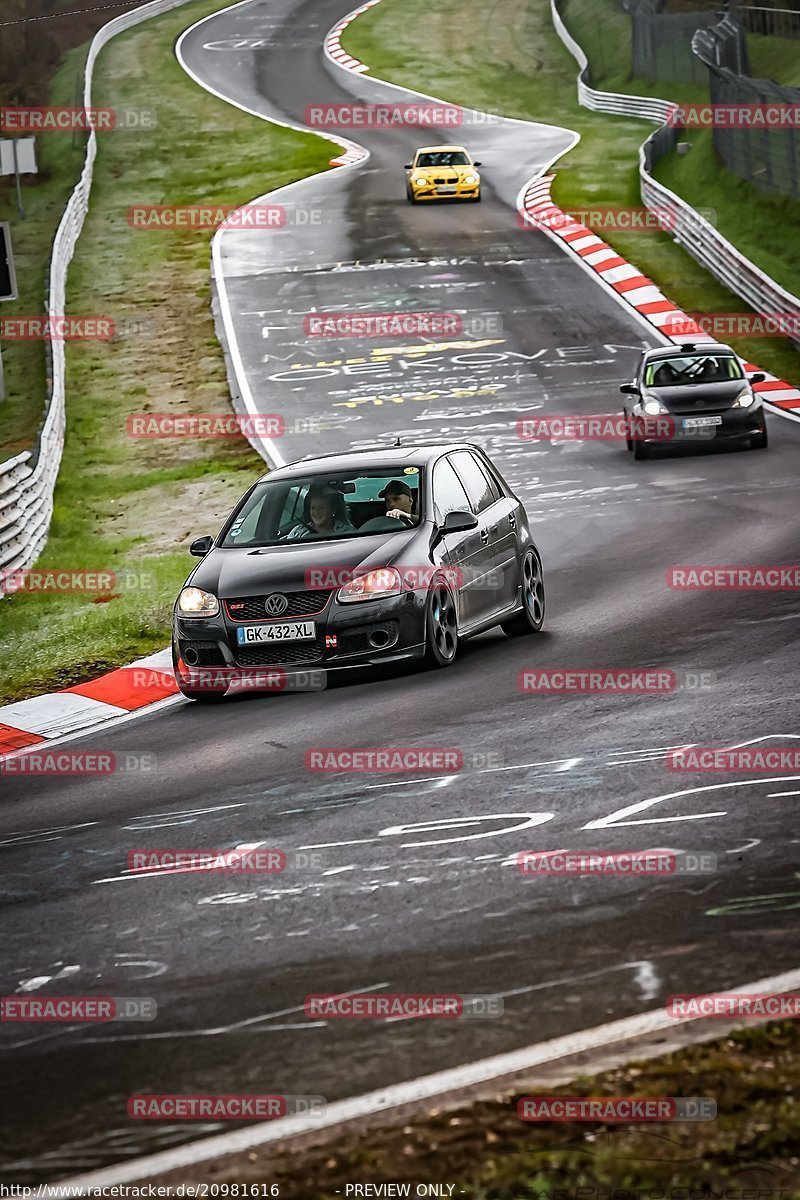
0,0,333,705
343,0,800,386
201,1021,800,1196
748,33,800,88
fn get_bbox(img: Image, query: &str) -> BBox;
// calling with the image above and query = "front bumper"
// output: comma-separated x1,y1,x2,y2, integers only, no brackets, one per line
173,591,427,689
409,182,479,201
639,406,766,445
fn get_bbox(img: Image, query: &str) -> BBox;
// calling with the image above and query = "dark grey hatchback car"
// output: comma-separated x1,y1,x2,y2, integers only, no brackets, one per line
621,342,768,459
172,442,545,700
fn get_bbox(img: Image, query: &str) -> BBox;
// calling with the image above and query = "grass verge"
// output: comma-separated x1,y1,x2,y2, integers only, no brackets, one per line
343,0,800,383
161,1021,800,1196
0,0,333,706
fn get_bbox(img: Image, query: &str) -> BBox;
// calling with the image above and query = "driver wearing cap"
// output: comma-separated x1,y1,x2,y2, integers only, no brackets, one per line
380,480,416,522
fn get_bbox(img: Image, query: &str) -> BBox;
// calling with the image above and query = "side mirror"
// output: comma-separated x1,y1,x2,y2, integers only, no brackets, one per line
189,535,214,557
404,163,413,169
620,383,639,395
441,510,479,534
473,161,482,166
748,372,765,384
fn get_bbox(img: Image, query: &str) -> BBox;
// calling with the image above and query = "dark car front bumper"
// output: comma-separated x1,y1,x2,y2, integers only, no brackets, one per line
173,590,427,690
640,405,766,446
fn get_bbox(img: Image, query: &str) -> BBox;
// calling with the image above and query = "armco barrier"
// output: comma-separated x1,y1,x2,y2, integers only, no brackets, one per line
0,0,196,588
550,0,800,349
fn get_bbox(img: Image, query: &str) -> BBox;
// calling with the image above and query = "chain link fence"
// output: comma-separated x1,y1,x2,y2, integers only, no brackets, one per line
693,21,800,199
731,4,800,38
621,0,737,82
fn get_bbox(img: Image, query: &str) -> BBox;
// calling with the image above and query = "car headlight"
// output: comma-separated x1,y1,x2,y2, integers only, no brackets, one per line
414,176,429,187
463,173,479,184
642,395,668,416
733,388,757,408
177,586,219,616
338,568,403,603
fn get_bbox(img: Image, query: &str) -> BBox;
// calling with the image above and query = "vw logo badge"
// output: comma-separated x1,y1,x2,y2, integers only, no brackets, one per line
265,593,289,616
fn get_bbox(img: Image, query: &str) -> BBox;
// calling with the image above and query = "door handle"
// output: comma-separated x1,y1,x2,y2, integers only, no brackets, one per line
480,527,490,545
508,511,517,529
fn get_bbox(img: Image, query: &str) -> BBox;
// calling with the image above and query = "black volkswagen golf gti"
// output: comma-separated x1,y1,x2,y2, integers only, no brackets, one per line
172,443,545,700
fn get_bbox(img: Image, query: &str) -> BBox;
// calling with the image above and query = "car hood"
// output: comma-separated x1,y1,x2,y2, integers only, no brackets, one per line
187,529,421,596
651,380,748,409
414,164,476,176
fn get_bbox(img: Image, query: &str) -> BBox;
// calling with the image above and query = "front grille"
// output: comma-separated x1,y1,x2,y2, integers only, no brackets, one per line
225,590,333,622
181,641,226,666
235,637,327,667
433,176,458,184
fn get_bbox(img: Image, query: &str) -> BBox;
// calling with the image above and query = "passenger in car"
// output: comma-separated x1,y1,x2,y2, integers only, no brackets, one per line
287,487,356,539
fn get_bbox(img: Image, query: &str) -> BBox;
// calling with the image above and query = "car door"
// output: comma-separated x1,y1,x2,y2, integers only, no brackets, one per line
446,451,506,623
431,456,486,627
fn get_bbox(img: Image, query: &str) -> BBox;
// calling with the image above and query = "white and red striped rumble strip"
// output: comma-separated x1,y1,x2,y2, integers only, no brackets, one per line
520,176,800,416
324,0,381,74
0,648,177,758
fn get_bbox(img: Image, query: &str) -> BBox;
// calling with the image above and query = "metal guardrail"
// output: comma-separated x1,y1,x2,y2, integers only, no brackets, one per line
550,0,800,347
0,0,196,585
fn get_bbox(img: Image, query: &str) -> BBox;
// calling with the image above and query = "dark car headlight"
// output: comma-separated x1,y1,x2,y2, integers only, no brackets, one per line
732,388,758,409
641,393,669,416
338,568,403,603
177,586,219,617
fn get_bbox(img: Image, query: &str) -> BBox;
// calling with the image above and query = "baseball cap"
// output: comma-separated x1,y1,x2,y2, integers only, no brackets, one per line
378,479,412,499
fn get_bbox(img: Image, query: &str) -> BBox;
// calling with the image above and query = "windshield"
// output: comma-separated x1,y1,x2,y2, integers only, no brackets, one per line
644,353,743,387
222,468,424,548
416,151,470,167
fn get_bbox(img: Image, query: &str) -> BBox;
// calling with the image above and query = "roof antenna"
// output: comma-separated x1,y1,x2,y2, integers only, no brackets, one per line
393,435,402,446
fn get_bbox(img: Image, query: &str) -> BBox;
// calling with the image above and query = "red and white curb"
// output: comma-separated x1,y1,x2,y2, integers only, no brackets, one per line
519,176,800,418
323,0,380,74
0,648,178,759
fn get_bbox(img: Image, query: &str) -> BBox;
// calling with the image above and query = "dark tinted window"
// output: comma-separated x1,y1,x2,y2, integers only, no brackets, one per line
432,457,471,524
449,452,498,514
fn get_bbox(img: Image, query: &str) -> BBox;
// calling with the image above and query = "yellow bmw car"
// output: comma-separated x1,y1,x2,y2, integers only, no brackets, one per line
405,145,482,203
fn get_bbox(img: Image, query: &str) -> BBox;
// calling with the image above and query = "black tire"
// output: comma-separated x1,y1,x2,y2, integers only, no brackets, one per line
633,437,650,461
471,192,481,203
423,581,459,667
624,410,633,451
407,188,417,204
749,427,768,450
502,548,545,637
